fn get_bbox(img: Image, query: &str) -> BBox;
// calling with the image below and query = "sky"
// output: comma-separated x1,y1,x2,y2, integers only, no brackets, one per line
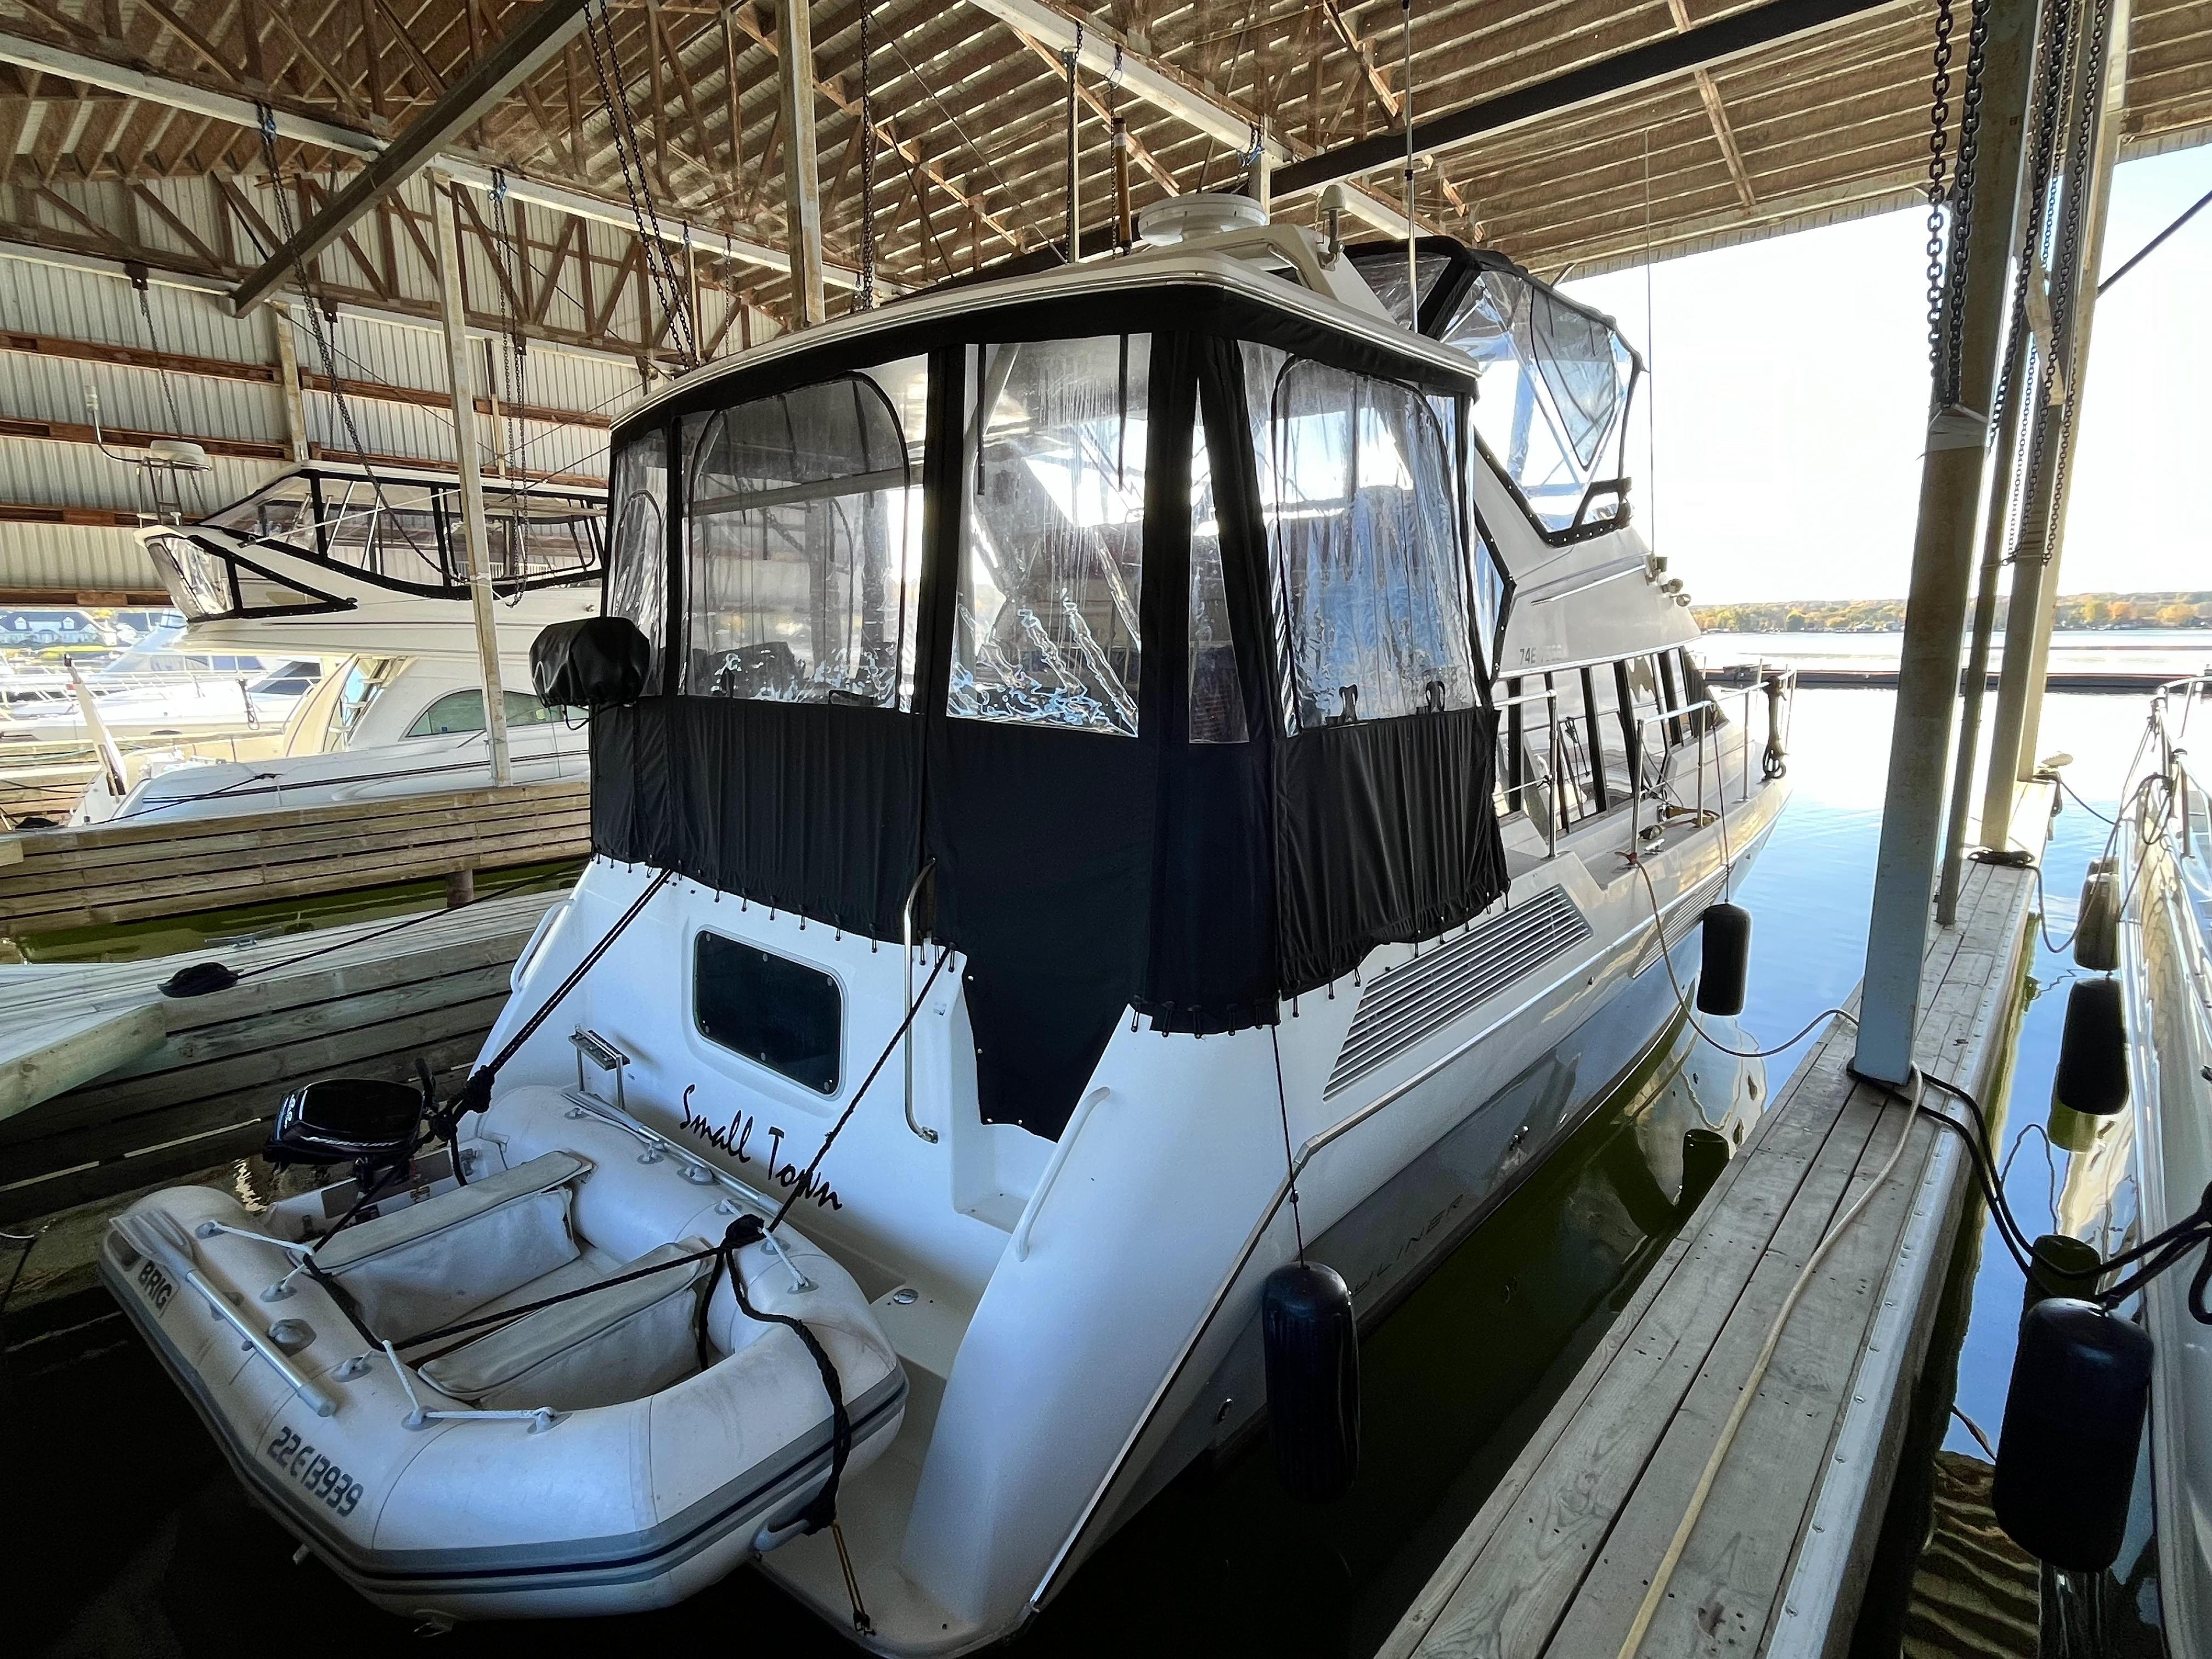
1560,144,2212,606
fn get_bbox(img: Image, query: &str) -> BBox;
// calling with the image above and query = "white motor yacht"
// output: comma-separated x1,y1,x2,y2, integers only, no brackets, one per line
2115,674,2212,1656
75,654,591,825
142,462,604,661
0,623,318,743
63,467,610,823
110,208,1794,1645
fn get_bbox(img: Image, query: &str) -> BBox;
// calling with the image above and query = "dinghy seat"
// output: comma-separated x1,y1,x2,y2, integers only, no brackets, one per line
317,1149,592,1335
421,1239,715,1413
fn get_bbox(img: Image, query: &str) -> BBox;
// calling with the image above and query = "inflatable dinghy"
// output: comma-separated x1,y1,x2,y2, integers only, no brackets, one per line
100,1079,905,1622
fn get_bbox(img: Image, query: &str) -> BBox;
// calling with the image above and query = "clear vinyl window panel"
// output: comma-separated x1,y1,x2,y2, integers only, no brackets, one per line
952,336,1149,737
1188,415,1247,744
1443,269,1635,532
684,356,929,708
1241,345,1478,732
606,427,669,683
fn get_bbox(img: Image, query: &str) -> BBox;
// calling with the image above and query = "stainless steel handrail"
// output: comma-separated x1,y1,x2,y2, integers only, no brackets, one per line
902,859,939,1145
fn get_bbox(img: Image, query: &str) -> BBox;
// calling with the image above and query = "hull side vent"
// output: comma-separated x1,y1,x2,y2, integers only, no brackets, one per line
1630,868,1730,979
1324,887,1592,1099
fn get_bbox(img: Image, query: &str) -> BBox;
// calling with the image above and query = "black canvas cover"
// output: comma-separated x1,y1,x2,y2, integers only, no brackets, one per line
532,617,652,709
585,287,1513,1139
591,698,921,939
1274,707,1510,993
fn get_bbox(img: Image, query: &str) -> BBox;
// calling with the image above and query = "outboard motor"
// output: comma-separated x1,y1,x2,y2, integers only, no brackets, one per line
1993,1298,2152,1571
1262,1261,1360,1503
264,1076,430,1198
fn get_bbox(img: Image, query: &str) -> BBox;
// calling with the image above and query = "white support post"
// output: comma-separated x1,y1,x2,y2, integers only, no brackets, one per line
431,170,514,788
1980,0,2133,844
1852,0,2041,1085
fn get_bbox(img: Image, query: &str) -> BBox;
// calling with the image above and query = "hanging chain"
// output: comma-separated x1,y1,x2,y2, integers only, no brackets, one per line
1937,0,1992,408
580,0,696,365
2045,0,2114,528
1923,0,1958,390
1990,0,2072,445
858,2,876,311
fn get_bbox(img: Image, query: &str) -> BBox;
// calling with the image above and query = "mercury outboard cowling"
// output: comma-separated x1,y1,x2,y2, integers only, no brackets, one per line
1262,1261,1360,1503
1993,1297,2151,1571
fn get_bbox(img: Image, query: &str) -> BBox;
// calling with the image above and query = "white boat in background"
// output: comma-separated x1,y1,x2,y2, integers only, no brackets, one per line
2117,673,2212,1659
52,466,611,825
0,623,319,742
111,205,1795,1647
73,654,590,825
142,462,603,661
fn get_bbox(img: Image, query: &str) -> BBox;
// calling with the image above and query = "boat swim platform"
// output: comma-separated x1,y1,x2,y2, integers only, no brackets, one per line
1380,781,2053,1659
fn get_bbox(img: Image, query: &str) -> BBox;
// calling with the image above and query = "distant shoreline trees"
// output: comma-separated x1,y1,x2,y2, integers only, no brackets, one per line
1691,592,2212,634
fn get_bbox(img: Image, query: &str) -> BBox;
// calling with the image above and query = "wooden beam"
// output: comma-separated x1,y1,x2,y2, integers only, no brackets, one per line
231,0,600,313
727,2,1029,253
771,0,825,324
1668,0,1759,213
1011,28,1176,194
1277,0,1908,195
1310,0,1469,217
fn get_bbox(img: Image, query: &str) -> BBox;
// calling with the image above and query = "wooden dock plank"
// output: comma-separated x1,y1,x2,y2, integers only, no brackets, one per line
0,1001,166,1122
0,779,590,936
1389,794,2045,1659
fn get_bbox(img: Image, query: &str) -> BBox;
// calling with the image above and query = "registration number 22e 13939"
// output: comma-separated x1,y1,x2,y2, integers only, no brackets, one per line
266,1426,364,1516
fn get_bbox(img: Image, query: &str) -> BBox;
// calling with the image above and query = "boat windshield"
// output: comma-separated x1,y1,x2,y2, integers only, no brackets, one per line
1441,266,1635,534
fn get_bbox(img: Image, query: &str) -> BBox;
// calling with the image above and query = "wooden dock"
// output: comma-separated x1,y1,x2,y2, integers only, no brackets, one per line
0,777,590,941
1380,785,2050,1659
0,884,566,1220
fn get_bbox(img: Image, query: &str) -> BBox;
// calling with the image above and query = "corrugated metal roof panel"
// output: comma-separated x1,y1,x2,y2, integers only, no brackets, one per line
0,521,164,592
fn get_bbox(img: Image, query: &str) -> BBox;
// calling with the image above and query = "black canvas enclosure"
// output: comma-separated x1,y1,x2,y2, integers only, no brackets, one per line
585,278,1512,1138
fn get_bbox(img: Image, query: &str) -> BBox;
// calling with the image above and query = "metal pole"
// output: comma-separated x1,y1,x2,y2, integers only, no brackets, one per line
1979,0,2129,850
431,171,514,788
1113,117,1133,245
2013,0,2131,792
1938,89,2048,922
1853,0,2040,1085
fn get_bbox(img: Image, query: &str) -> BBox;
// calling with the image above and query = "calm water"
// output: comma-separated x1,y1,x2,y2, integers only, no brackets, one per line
9,671,2169,1657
